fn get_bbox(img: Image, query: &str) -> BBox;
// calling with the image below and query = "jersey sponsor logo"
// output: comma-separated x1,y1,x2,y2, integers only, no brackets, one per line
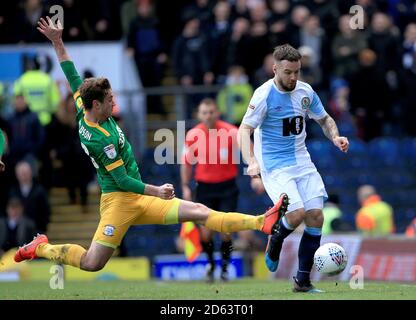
282,116,304,136
103,225,116,237
79,124,92,141
103,144,117,159
116,125,125,148
301,97,311,110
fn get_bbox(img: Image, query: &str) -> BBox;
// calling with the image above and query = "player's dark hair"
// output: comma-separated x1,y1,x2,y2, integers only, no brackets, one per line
273,44,302,62
79,77,111,110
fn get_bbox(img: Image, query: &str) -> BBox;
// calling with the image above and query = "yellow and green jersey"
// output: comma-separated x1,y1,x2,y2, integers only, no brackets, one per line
61,61,144,194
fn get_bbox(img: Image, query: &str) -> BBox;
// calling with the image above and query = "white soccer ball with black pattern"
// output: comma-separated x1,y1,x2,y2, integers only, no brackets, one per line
314,243,348,276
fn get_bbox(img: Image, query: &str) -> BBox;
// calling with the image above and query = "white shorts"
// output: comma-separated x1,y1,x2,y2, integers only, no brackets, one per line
261,162,328,213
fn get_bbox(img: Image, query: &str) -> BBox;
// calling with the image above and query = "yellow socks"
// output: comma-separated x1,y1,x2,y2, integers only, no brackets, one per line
36,244,86,269
205,210,264,232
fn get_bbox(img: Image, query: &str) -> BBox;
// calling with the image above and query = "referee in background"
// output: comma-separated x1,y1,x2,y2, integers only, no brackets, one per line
181,98,263,282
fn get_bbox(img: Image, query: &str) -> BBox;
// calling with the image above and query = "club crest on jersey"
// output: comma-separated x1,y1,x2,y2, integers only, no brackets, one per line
103,225,115,237
103,144,117,159
301,97,311,110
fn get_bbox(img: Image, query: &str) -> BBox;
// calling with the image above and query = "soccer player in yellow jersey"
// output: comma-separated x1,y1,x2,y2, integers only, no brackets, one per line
14,17,289,272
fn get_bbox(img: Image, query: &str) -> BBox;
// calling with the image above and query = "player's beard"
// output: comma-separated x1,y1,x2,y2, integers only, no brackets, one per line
278,78,296,92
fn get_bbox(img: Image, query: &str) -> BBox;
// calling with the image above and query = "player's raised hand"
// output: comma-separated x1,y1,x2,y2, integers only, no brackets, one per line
158,183,175,200
37,16,63,43
333,136,349,153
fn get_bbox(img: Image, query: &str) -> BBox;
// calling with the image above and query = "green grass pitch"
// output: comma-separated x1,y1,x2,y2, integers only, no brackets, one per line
1,279,416,300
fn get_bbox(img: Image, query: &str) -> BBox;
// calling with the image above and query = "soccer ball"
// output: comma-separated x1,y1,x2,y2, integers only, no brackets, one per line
314,243,348,276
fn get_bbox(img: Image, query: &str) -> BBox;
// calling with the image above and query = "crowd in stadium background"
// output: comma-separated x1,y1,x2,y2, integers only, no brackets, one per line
0,0,416,261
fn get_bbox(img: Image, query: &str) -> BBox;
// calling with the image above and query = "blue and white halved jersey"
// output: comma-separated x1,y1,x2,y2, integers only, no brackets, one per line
242,79,328,172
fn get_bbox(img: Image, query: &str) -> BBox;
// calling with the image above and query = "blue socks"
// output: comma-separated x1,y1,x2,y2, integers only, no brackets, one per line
296,226,322,285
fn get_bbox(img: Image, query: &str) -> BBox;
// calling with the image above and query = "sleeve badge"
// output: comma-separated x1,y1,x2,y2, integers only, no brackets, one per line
103,144,117,159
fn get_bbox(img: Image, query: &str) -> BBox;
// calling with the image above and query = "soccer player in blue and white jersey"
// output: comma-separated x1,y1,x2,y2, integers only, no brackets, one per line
238,44,349,293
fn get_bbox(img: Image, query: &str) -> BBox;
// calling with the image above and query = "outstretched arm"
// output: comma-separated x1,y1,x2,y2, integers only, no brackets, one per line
37,17,82,94
109,166,175,200
37,17,69,62
37,17,71,62
316,115,349,153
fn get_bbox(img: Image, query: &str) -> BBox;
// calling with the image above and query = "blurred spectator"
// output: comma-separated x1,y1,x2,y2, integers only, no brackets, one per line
217,65,253,125
387,0,416,32
368,12,400,77
298,46,322,89
267,0,291,46
400,23,416,72
332,14,368,78
268,18,290,49
0,2,18,44
299,13,333,88
355,185,394,236
249,1,269,23
53,0,87,41
405,217,416,238
355,0,379,23
10,161,50,234
0,197,35,254
230,0,251,22
172,17,213,116
398,23,416,136
208,1,232,81
226,18,252,72
253,53,274,88
46,94,94,208
127,2,167,114
327,78,356,136
83,0,121,40
247,2,271,77
182,0,214,33
13,0,48,43
268,0,290,22
286,5,310,49
120,0,138,36
300,15,324,69
305,0,339,39
348,49,392,141
321,194,352,235
6,94,44,167
13,55,61,126
172,17,213,87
